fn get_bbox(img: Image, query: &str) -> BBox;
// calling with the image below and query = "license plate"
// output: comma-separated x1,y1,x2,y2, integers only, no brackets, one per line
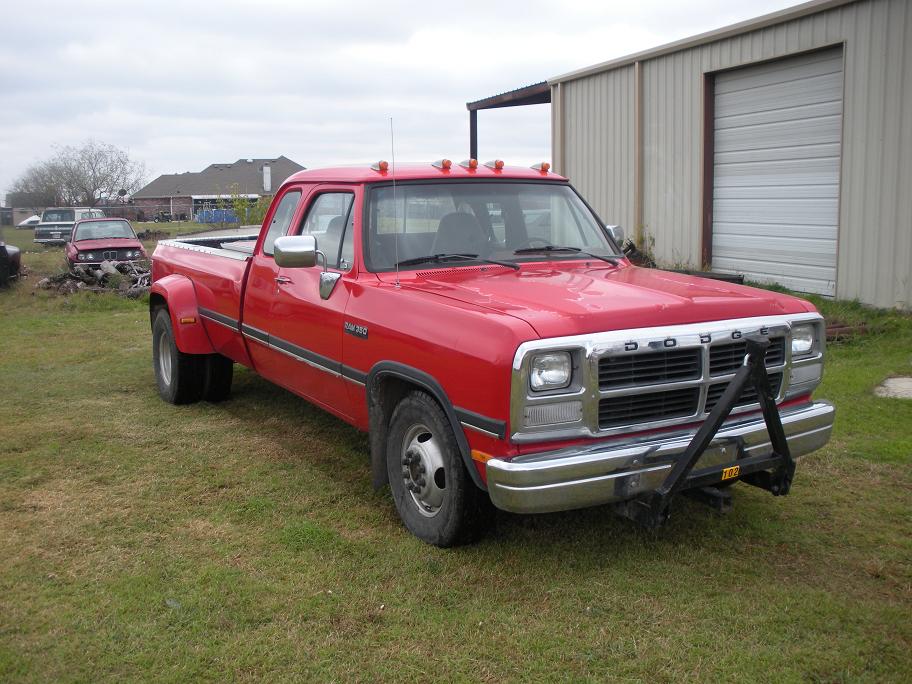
721,465,741,480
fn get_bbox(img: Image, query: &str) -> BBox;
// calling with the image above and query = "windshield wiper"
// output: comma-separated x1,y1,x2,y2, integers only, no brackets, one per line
394,253,520,270
513,245,620,265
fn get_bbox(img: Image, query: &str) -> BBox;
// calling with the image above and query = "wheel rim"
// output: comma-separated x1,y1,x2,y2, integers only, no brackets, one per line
157,328,172,386
400,423,446,517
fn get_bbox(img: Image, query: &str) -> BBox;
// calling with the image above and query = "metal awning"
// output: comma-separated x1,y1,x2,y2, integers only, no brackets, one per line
465,81,551,159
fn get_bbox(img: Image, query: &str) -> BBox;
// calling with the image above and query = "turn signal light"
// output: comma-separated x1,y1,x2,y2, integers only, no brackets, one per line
432,159,453,170
459,159,479,170
371,160,389,172
179,316,197,324
484,159,505,170
470,449,494,464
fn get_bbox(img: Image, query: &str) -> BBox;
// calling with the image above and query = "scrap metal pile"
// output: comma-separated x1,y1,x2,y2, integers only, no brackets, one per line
36,260,151,298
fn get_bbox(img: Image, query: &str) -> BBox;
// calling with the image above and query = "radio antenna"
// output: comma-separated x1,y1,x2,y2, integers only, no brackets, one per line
390,117,400,289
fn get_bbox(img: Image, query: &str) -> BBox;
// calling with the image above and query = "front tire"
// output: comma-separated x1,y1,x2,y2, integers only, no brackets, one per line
386,391,492,547
152,308,203,404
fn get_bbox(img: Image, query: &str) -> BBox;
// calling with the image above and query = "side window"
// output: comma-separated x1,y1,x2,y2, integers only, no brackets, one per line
262,190,301,255
299,193,354,270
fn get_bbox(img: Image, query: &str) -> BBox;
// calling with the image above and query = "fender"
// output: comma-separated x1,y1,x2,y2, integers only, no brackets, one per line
149,274,215,355
367,361,488,491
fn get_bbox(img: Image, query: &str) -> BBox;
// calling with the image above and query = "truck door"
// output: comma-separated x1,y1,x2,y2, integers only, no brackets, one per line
242,186,306,382
248,186,358,420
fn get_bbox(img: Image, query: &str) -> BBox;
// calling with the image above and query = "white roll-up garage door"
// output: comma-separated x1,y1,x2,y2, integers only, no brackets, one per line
712,47,843,296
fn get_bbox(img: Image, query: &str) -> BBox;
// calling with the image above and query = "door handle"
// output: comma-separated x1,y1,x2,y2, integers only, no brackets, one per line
274,276,292,285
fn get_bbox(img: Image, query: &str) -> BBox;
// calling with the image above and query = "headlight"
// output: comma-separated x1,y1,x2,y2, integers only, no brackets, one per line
530,352,572,391
77,253,86,261
87,253,95,260
791,324,816,358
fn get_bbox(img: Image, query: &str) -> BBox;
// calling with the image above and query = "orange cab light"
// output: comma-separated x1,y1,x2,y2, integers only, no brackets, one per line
371,160,389,172
432,158,453,170
459,158,479,170
531,161,551,173
484,159,505,170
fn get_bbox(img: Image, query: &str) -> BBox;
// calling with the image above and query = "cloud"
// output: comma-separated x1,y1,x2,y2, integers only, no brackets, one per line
0,0,801,199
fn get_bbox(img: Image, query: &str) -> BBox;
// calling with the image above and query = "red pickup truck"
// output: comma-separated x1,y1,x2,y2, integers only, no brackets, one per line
150,160,834,546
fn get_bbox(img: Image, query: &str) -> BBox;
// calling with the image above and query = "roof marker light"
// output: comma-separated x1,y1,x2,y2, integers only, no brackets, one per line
484,159,505,170
459,159,479,170
371,160,389,172
432,158,452,170
531,162,551,173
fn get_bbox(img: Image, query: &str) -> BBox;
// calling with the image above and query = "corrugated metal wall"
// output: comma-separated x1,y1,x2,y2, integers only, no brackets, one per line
558,66,636,232
553,0,912,309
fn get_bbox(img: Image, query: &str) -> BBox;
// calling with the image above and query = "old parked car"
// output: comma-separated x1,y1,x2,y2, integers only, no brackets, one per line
34,207,105,245
149,160,834,547
65,218,147,268
0,240,21,286
17,214,41,230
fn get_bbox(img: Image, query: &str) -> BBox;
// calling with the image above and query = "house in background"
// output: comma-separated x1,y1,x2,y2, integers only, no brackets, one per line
132,156,304,220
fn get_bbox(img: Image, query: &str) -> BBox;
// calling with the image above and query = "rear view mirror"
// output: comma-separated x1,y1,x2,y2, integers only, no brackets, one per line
274,235,317,268
606,225,625,244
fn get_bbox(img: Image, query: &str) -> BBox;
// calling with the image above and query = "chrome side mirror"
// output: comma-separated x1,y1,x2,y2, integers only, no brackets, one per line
274,235,318,268
606,224,625,244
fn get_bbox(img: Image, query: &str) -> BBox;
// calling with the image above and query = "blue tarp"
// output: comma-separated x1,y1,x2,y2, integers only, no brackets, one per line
196,208,239,223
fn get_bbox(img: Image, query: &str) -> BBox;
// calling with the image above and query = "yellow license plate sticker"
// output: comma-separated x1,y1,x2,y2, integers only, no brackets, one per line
721,465,741,481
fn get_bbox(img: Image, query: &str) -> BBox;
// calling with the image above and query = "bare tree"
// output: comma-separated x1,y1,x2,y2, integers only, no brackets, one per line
9,140,147,207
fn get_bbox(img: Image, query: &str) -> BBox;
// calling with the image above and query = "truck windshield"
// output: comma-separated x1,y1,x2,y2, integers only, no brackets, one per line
365,182,620,272
74,220,136,241
42,209,75,222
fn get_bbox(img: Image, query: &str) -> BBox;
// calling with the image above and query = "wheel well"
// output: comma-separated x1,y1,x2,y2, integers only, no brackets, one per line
149,293,167,327
366,369,485,492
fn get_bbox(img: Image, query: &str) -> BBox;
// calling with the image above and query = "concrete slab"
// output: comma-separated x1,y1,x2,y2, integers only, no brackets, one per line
874,377,912,399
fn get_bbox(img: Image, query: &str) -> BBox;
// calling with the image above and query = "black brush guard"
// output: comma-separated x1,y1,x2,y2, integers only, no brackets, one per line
616,336,796,528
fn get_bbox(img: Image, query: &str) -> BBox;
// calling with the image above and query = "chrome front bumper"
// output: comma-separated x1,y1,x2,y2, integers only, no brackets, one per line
485,401,835,514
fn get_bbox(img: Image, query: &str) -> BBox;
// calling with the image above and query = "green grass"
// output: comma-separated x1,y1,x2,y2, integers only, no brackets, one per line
1,253,911,682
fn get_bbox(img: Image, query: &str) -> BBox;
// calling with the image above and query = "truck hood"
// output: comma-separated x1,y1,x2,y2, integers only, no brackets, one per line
402,263,814,338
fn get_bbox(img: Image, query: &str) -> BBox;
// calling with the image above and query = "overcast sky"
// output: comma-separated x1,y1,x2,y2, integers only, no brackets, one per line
0,0,803,200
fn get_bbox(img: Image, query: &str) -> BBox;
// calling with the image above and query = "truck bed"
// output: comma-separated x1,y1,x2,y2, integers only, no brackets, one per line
156,233,260,260
151,232,260,367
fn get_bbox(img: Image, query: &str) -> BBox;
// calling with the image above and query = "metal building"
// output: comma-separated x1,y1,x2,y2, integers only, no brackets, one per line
474,0,912,308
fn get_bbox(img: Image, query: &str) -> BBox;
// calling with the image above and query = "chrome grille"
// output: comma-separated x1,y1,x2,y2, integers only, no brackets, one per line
705,373,784,412
510,314,816,443
598,347,701,390
709,337,785,376
599,387,700,429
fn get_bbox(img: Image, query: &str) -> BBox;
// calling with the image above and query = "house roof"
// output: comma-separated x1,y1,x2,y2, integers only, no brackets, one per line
133,156,305,199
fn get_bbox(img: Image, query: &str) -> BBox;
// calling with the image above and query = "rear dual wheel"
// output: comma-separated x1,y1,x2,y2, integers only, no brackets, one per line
152,309,233,404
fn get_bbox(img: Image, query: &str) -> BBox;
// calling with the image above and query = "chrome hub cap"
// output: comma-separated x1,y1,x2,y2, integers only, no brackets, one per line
400,423,446,517
157,328,172,385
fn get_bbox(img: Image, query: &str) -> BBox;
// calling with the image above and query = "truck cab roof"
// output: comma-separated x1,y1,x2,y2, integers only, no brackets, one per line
280,162,567,188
